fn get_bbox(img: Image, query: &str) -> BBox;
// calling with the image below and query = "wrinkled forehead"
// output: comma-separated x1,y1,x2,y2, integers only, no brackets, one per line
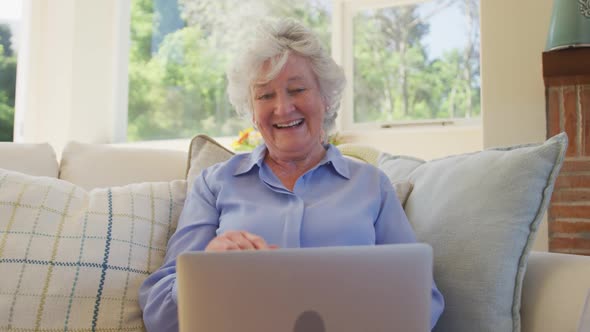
252,52,316,87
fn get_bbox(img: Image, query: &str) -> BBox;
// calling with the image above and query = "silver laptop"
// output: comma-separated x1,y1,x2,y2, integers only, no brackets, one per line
177,243,432,332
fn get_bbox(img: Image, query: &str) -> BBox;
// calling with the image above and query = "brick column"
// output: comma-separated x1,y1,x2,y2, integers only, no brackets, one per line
544,48,590,255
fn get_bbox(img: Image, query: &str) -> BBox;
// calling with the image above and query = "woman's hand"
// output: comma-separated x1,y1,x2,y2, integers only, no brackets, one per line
205,230,279,252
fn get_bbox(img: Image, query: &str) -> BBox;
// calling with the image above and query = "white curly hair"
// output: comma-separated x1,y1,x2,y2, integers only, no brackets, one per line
226,18,346,136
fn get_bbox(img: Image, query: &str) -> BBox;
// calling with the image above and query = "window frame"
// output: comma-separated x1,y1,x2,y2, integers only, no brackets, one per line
1,0,24,142
118,0,482,144
332,0,482,134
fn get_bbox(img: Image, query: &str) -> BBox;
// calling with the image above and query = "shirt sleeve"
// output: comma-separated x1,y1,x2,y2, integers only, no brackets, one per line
373,172,445,331
139,170,220,332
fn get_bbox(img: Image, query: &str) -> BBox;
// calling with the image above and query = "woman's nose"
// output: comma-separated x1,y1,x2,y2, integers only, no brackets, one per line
275,93,295,114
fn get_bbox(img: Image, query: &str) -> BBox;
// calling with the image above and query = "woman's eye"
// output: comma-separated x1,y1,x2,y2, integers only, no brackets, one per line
289,88,306,95
257,93,273,100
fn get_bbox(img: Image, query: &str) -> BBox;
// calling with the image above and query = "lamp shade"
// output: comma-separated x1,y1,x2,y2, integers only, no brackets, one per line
546,0,590,51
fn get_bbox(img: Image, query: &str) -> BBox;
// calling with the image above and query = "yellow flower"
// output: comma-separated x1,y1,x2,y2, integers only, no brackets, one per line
232,127,262,151
237,127,253,144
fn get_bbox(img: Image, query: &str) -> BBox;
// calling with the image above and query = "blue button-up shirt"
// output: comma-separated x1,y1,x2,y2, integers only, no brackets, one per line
139,144,444,331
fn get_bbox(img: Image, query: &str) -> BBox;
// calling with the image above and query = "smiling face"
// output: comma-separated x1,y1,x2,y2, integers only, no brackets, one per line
251,53,327,161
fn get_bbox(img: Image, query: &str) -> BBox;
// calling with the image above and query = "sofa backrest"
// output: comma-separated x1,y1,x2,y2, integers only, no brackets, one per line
59,141,188,190
0,142,59,177
0,141,188,189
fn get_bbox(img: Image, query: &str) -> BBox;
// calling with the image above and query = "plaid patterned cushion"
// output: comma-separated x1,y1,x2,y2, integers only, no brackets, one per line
0,168,186,331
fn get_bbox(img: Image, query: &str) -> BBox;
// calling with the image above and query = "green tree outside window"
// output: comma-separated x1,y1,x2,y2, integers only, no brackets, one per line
128,0,480,141
0,25,17,142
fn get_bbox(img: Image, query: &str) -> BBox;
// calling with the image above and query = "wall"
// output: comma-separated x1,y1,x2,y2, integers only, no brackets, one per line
481,0,554,251
344,125,482,160
481,0,553,148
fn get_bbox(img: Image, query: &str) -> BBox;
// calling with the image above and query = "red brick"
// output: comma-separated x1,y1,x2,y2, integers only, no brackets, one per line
560,159,590,172
582,85,590,107
563,86,579,156
549,221,590,233
549,204,590,218
554,174,590,188
549,237,590,251
547,87,561,137
552,189,590,202
583,85,590,155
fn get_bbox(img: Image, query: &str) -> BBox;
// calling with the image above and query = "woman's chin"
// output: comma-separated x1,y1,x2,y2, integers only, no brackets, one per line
269,140,323,158
272,144,309,155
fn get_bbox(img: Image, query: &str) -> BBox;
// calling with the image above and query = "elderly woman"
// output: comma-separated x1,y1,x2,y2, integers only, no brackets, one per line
139,18,444,331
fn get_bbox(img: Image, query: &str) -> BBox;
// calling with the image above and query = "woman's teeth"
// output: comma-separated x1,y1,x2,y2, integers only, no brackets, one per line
274,119,303,128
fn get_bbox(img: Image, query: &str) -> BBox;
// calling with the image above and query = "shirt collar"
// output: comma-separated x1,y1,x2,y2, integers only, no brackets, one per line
233,144,350,179
234,144,267,176
321,144,350,179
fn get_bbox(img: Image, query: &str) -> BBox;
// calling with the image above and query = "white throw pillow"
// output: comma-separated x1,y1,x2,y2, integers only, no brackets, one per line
0,168,186,331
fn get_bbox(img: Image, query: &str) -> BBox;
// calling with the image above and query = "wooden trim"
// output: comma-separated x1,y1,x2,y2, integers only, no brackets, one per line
544,75,590,86
543,48,590,87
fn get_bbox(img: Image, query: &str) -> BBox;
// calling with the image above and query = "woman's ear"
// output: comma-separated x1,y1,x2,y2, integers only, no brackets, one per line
321,95,329,114
251,114,258,130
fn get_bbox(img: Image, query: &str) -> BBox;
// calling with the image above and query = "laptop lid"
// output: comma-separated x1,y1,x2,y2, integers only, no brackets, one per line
177,243,432,332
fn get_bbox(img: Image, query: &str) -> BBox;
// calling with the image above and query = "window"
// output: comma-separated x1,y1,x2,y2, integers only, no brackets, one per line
0,0,21,142
339,0,481,129
127,0,480,141
128,0,331,141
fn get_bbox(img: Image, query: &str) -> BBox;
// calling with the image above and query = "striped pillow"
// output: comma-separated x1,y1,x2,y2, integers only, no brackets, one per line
0,168,186,331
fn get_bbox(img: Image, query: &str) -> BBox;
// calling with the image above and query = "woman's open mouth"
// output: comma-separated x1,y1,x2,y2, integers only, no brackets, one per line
273,119,304,129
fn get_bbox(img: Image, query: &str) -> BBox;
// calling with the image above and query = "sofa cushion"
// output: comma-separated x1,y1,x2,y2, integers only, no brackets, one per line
0,142,59,178
379,133,567,332
333,136,568,331
186,134,233,191
0,168,186,331
60,141,187,190
521,251,590,332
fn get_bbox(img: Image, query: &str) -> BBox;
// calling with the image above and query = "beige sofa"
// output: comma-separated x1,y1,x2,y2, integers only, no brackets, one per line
1,140,590,332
